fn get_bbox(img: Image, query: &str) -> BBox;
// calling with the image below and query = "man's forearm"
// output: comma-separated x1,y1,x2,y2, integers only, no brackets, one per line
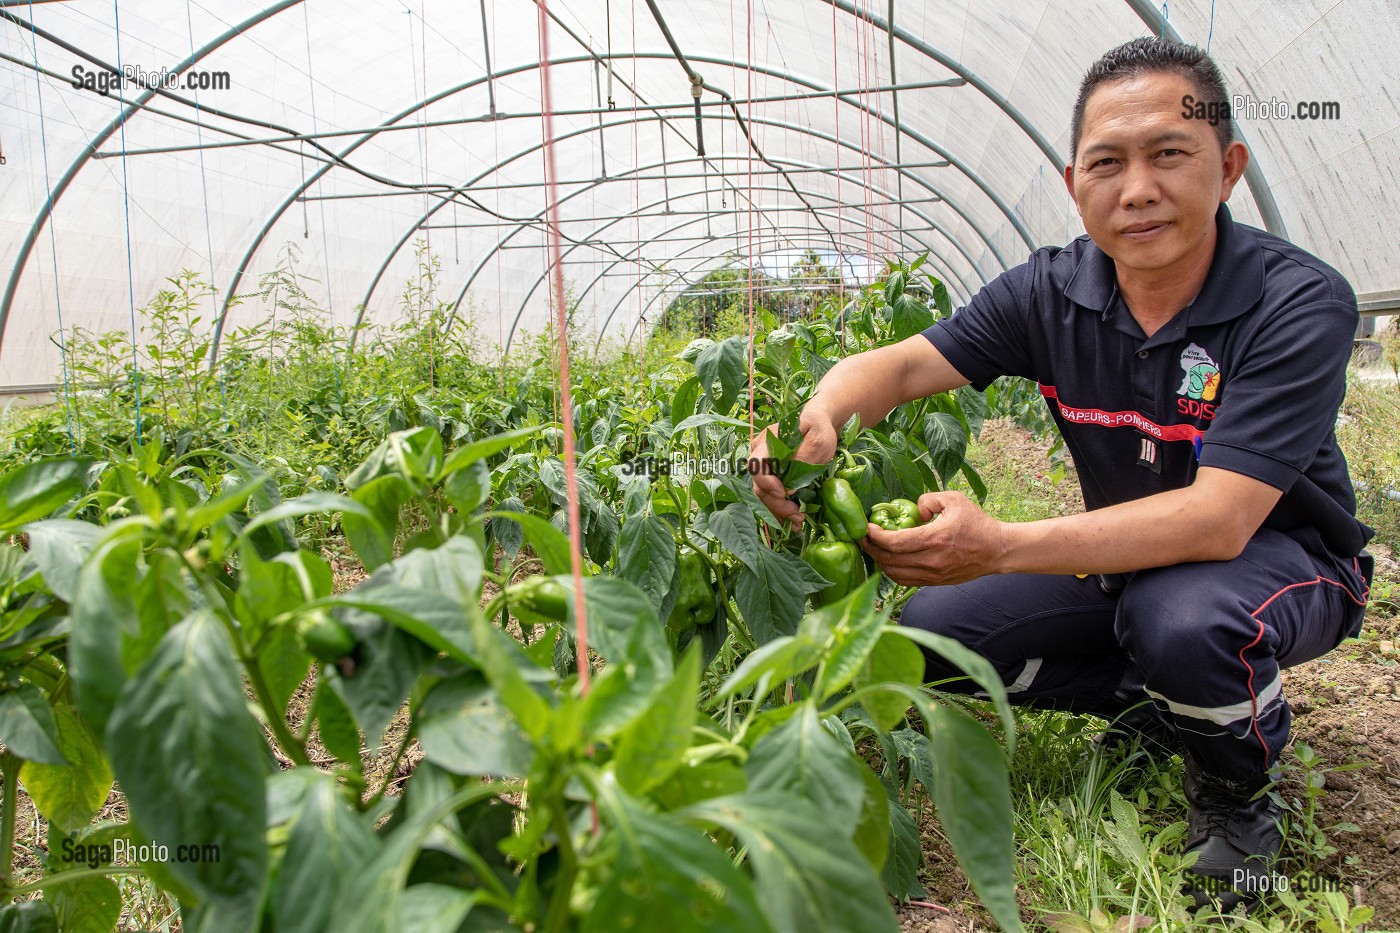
997,475,1274,575
807,345,917,432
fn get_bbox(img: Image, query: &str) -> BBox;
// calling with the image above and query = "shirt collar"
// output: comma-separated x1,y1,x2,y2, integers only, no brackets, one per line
1064,203,1264,325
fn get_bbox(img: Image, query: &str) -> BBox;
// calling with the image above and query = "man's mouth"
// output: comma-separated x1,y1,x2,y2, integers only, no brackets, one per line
1121,221,1171,241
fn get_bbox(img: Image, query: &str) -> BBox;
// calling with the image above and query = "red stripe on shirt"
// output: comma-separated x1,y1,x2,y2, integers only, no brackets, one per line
1038,383,1205,443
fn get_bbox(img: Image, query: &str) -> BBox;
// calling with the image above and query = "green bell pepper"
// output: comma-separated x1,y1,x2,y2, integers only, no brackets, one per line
869,498,921,531
803,530,867,606
296,608,356,662
668,548,717,632
506,575,569,624
820,476,869,541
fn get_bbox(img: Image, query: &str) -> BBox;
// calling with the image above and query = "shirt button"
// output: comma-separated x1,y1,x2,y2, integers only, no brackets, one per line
1138,350,1149,359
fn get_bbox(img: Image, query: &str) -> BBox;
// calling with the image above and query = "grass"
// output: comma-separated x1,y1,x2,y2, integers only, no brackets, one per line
1339,370,1400,553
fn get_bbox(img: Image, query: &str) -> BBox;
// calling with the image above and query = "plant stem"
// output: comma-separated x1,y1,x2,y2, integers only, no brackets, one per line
364,718,417,811
8,865,144,897
0,751,18,894
541,794,580,933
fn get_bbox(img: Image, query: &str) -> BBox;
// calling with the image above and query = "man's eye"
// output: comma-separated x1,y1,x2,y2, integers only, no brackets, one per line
1092,158,1118,168
1158,149,1184,158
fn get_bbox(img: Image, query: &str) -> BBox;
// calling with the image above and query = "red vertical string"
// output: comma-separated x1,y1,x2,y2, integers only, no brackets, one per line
746,0,756,440
536,0,591,695
831,1,845,345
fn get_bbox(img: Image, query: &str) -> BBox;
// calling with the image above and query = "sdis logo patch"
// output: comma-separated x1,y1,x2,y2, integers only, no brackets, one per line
1176,342,1221,419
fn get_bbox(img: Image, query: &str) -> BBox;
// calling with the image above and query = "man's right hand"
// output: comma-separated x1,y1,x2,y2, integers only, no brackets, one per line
751,407,840,527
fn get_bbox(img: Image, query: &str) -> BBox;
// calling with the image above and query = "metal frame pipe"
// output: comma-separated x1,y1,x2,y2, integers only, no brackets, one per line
500,181,977,351
351,50,1039,338
435,145,1001,344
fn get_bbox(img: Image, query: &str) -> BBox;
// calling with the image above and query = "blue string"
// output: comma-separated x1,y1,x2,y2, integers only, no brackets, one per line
1160,2,1168,36
303,2,343,404
112,0,143,439
1206,0,1215,51
27,1,76,455
184,0,227,433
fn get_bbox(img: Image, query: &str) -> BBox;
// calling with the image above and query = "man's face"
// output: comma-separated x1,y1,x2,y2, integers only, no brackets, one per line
1065,71,1247,275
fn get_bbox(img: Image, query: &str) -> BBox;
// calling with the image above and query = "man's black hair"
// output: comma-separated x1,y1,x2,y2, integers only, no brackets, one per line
1071,36,1233,159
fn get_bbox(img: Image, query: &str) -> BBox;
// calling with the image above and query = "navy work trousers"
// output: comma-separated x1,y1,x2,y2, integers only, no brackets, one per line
899,529,1371,780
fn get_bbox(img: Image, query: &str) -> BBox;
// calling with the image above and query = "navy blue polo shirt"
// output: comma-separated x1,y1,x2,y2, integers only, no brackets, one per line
923,203,1371,557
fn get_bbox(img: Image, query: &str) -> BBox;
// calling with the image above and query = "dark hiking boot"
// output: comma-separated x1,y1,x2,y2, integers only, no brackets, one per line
1181,757,1284,913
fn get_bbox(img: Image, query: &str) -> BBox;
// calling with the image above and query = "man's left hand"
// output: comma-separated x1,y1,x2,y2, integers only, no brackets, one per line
860,491,1008,586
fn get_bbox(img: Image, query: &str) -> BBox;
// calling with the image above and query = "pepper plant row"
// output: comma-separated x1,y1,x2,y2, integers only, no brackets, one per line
0,258,1028,932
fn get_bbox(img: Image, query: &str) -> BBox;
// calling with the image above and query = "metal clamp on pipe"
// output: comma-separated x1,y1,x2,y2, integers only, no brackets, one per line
690,73,705,156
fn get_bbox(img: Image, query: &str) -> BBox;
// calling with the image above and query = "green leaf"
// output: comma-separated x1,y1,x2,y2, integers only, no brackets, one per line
19,701,112,833
814,577,886,701
708,502,763,566
235,492,375,545
348,427,444,494
890,728,936,799
566,575,670,681
0,900,58,933
0,683,65,764
851,757,892,874
327,780,512,932
22,520,100,603
587,779,772,933
344,475,409,571
670,375,702,425
105,610,268,929
616,512,677,614
745,704,867,838
441,424,545,476
889,294,934,342
67,530,148,738
891,626,1015,751
717,633,822,700
613,646,700,795
488,497,526,559
881,795,925,900
683,792,899,933
257,623,312,716
855,632,926,731
51,874,121,933
399,885,478,933
678,337,715,363
418,673,534,778
443,459,490,514
923,412,968,486
960,461,988,502
651,760,749,810
314,684,362,766
917,701,1024,933
956,386,988,439
0,458,89,532
481,510,573,575
736,548,828,644
671,413,752,434
269,769,380,933
467,610,552,740
695,335,749,414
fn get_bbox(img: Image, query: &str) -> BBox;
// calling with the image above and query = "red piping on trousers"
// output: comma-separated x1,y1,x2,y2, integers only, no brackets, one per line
1241,576,1370,766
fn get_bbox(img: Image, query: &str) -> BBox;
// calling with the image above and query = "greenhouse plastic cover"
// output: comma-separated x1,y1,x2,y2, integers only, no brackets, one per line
1,0,1397,391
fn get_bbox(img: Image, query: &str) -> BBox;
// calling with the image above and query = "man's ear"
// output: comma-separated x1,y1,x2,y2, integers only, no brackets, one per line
1220,140,1249,202
1063,163,1078,209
